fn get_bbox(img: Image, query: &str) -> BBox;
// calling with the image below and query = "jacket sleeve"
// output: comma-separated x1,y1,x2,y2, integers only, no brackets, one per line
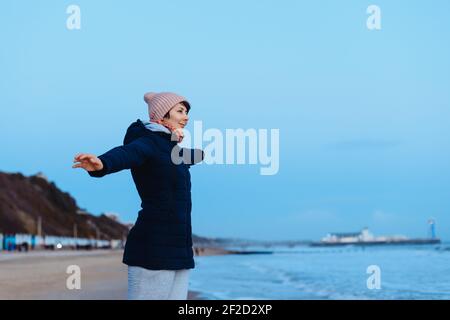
88,136,156,178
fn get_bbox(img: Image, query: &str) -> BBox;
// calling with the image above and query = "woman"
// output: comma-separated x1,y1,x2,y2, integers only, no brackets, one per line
72,92,204,300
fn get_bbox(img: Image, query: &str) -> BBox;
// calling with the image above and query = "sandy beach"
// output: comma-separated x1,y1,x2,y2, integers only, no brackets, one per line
0,250,205,300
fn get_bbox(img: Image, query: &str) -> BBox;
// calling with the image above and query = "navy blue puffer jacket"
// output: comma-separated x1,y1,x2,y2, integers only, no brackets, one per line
88,119,204,270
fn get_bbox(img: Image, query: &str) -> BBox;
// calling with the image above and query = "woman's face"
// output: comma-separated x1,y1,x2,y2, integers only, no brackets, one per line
158,103,189,130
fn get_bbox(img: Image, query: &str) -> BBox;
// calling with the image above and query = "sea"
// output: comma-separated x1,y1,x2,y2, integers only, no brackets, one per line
189,243,450,300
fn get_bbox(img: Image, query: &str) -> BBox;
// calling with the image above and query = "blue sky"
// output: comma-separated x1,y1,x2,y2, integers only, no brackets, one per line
1,1,449,241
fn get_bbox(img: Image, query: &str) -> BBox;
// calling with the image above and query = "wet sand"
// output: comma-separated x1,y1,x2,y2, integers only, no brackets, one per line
0,250,205,300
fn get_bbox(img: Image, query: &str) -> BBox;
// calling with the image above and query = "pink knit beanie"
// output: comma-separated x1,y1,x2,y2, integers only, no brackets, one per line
144,92,191,122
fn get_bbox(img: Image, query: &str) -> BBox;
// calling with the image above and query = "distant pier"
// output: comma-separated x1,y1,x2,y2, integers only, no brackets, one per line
310,238,441,247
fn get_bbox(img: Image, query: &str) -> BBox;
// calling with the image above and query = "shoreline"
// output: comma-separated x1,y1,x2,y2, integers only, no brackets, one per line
0,249,220,300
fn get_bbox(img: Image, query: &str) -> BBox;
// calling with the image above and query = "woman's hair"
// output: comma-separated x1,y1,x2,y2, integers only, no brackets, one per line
163,102,190,119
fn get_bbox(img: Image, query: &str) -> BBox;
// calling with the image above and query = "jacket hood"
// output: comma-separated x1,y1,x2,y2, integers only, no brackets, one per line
123,119,172,145
141,120,171,134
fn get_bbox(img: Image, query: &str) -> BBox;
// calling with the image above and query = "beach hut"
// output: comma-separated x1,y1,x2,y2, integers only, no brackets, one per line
31,235,36,250
16,234,32,251
4,234,16,251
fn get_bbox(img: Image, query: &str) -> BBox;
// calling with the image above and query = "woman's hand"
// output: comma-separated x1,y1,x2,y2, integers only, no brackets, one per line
171,127,185,143
157,121,185,143
72,153,104,171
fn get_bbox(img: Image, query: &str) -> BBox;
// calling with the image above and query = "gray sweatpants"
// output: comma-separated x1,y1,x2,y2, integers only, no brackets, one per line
127,266,190,300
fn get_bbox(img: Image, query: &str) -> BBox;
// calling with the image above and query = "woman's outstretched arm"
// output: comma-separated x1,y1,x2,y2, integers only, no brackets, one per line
72,136,156,178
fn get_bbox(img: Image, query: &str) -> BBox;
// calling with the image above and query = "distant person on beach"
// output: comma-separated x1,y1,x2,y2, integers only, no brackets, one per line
72,92,204,300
